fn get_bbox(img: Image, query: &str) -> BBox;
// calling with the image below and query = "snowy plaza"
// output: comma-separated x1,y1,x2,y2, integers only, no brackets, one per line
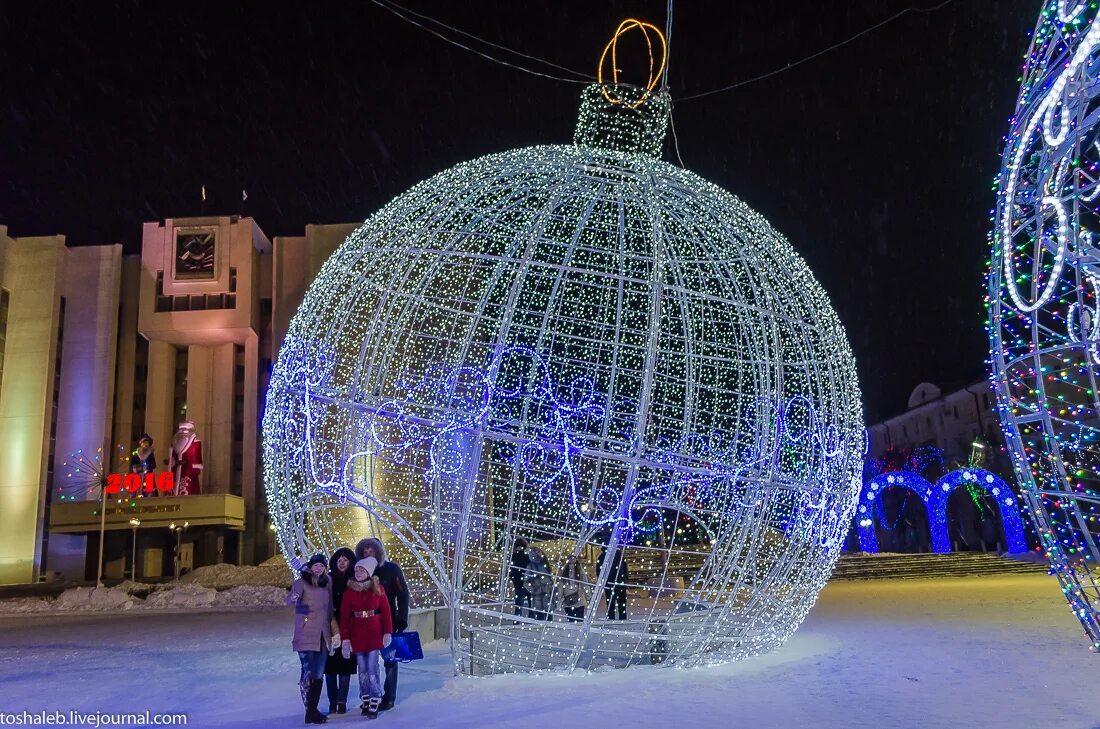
0,572,1094,729
7,2,1100,728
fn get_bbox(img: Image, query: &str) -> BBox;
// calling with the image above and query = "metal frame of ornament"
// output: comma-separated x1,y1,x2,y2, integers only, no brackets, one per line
264,77,864,675
990,0,1100,648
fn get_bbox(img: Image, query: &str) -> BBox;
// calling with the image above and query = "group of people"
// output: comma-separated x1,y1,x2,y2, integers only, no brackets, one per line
509,539,631,622
288,538,409,724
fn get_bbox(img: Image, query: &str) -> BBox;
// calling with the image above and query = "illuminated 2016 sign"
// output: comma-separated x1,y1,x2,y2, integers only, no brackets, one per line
105,472,175,494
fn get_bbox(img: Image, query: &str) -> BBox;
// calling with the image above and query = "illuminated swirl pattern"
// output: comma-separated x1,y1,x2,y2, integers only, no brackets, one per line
990,1,1100,649
264,82,863,673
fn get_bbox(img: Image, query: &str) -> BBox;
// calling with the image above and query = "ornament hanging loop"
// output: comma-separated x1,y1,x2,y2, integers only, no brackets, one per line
597,19,667,109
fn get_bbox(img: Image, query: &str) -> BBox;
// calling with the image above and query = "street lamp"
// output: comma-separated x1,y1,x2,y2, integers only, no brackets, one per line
95,477,108,587
170,521,189,581
129,519,141,581
970,438,987,469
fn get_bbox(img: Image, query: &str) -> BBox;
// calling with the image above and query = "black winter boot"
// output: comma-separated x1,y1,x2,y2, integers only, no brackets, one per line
305,678,327,724
336,674,350,713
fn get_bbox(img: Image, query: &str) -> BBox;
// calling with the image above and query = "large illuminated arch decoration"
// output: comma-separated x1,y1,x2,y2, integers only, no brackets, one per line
927,469,1027,554
856,471,932,553
264,21,865,675
989,0,1100,648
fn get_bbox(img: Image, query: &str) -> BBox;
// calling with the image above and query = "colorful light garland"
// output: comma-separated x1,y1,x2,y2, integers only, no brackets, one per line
989,0,1100,649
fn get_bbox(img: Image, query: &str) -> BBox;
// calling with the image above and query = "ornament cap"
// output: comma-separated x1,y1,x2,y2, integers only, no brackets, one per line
574,82,670,158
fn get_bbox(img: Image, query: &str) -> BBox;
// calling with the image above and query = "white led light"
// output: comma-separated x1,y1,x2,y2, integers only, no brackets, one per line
264,82,863,674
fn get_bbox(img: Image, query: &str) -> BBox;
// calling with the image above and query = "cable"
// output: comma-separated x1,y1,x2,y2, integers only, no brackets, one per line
678,0,955,101
370,0,592,84
662,0,673,89
668,101,686,168
377,0,594,80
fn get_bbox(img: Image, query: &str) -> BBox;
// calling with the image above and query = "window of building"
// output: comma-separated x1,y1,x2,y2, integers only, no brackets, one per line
131,336,149,443
231,345,245,496
0,289,9,393
173,348,189,424
155,270,237,313
41,297,66,576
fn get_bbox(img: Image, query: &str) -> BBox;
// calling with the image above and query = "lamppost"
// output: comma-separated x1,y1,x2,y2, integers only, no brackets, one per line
170,521,189,581
970,438,987,469
96,479,108,587
129,519,141,580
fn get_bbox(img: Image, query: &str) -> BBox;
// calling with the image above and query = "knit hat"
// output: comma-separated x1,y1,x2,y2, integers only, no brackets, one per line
354,557,378,577
305,553,327,569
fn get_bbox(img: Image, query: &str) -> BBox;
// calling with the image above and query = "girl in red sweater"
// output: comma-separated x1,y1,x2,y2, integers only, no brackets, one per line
340,557,393,717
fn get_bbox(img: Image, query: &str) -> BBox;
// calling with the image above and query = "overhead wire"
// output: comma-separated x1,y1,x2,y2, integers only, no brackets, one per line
368,0,955,165
663,0,687,168
369,0,592,84
677,0,955,101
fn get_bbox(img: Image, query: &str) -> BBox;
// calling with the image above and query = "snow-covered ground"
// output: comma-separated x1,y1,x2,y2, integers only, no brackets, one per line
0,574,1095,728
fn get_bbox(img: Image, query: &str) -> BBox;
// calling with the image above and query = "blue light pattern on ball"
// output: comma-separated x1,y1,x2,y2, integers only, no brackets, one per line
264,82,864,674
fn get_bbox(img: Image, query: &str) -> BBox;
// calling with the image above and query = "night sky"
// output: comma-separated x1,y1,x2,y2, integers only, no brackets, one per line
0,1,1038,422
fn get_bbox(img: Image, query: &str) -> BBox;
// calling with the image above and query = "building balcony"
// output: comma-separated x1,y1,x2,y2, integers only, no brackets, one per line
49,493,245,534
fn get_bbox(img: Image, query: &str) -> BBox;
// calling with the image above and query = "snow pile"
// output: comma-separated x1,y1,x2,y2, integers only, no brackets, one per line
0,577,288,614
211,585,288,608
145,584,217,608
54,585,143,611
143,584,286,609
179,562,291,589
1002,550,1049,565
0,597,54,614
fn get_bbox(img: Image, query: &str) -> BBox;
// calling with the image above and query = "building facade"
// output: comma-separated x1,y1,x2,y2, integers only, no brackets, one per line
867,381,1004,467
0,217,356,584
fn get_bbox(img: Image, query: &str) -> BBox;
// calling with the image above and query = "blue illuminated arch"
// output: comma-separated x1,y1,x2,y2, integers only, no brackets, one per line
855,471,932,553
928,469,1027,553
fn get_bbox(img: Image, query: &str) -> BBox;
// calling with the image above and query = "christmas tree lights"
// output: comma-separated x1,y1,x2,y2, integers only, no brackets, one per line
264,23,863,674
989,0,1100,648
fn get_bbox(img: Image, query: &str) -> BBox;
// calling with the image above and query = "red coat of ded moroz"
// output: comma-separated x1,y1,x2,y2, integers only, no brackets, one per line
339,578,393,653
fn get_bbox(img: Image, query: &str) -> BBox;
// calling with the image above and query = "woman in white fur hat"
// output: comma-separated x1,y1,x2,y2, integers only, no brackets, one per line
338,557,393,717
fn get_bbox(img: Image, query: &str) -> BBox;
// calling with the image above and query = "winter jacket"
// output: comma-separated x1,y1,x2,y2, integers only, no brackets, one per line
559,559,589,607
598,548,630,584
355,538,410,632
326,547,358,674
510,549,530,592
525,548,553,596
288,573,334,652
329,547,357,615
339,578,393,653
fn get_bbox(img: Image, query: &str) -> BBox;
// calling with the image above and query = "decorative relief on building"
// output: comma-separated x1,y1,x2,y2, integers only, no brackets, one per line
174,229,216,280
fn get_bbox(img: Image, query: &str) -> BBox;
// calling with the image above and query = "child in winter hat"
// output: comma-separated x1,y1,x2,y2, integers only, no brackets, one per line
339,556,393,717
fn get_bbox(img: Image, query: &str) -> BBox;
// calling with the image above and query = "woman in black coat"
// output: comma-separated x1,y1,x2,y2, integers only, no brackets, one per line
325,547,357,714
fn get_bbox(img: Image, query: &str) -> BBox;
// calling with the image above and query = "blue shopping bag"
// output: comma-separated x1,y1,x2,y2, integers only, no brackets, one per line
381,631,424,662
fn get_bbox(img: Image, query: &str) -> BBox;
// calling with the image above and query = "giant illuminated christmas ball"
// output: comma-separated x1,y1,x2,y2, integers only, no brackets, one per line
989,0,1100,649
264,75,863,673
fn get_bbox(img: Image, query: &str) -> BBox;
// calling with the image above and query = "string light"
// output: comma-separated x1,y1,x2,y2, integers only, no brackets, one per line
264,44,863,672
856,468,1028,554
989,0,1100,650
